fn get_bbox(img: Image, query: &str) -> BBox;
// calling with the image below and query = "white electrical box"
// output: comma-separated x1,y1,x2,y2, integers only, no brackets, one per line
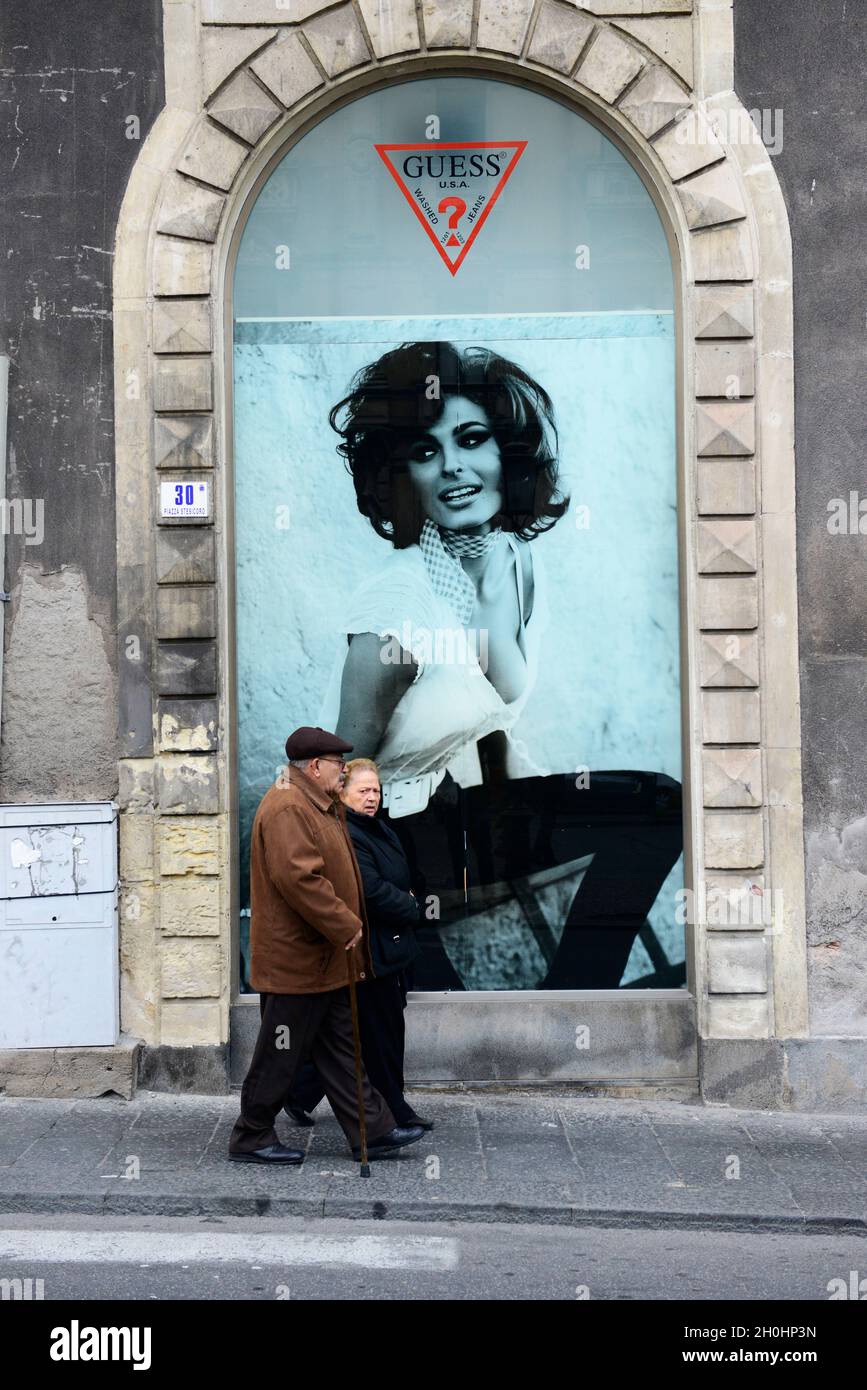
0,801,119,1047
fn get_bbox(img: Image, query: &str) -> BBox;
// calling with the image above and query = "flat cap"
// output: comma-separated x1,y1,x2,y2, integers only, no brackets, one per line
284,726,354,761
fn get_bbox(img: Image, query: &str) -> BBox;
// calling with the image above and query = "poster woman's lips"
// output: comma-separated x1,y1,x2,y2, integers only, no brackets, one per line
439,483,482,504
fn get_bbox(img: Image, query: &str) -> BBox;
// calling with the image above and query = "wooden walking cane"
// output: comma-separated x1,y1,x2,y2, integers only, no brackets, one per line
347,945,370,1177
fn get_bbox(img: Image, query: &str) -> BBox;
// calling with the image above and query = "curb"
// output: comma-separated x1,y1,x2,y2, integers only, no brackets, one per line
1,1192,865,1236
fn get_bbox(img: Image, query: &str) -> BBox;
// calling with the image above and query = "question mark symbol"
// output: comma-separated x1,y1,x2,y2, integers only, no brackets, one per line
438,196,467,246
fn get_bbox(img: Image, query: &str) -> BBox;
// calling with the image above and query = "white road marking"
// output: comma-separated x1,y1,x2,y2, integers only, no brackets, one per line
0,1230,459,1270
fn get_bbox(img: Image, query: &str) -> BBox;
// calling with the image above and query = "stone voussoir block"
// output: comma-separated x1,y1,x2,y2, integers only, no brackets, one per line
697,458,756,516
201,25,279,97
156,586,217,641
160,877,221,937
702,747,762,809
696,400,755,457
357,0,420,58
158,817,223,876
697,518,757,574
158,698,219,753
177,120,249,191
694,283,754,339
707,933,768,994
477,0,535,56
162,938,223,998
527,2,594,76
695,341,755,399
250,28,324,108
698,575,758,630
613,16,694,87
302,5,372,77
652,110,724,181
421,0,473,48
704,811,764,870
156,528,217,585
156,641,218,697
677,158,746,231
153,358,213,414
157,175,226,244
208,68,283,145
157,753,220,815
153,237,213,297
575,25,645,103
154,414,214,471
152,299,212,355
702,688,761,744
699,631,759,688
618,64,690,139
690,220,754,281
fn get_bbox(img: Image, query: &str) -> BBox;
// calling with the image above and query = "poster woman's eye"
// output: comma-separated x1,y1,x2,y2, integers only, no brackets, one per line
408,438,439,464
458,427,492,450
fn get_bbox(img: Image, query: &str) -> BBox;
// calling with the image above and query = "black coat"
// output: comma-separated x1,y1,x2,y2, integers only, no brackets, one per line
345,807,421,976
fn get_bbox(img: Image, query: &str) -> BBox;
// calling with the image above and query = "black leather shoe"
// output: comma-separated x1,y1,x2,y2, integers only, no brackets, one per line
228,1143,304,1165
283,1103,315,1127
352,1125,424,1160
403,1110,434,1131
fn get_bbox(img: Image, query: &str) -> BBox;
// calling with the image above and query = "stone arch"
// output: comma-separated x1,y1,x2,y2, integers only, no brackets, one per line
114,1,806,1076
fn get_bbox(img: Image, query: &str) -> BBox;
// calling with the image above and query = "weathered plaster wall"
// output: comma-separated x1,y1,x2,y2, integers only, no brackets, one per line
735,0,867,1036
0,0,164,800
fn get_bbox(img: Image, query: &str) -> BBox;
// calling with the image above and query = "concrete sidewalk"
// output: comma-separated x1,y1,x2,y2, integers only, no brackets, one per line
0,1090,864,1233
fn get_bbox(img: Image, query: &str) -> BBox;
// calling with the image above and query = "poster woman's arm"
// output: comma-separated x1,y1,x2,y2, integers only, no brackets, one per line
334,631,417,759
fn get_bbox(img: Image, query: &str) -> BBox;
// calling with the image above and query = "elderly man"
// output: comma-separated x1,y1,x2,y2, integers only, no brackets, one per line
228,726,423,1164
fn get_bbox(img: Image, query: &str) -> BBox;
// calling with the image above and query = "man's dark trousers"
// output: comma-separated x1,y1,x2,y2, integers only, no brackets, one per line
229,988,396,1154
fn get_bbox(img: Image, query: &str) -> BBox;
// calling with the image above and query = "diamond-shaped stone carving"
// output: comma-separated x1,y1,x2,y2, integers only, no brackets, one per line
618,65,690,139
694,285,755,340
696,401,756,456
702,747,762,808
154,415,215,471
250,30,324,107
157,176,226,244
527,1,594,75
303,5,371,76
422,0,473,48
153,299,211,355
677,160,746,229
201,25,278,96
698,519,757,574
209,69,282,144
575,26,645,102
695,342,755,398
700,633,759,688
613,16,694,86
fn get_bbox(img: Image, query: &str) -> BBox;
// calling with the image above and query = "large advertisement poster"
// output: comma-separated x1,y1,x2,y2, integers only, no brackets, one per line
235,312,684,991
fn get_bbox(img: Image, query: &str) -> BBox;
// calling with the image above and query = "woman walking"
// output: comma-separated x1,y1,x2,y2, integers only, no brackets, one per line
285,758,433,1132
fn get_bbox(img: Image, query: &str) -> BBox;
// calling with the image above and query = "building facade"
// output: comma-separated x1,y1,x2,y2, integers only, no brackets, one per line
1,0,865,1109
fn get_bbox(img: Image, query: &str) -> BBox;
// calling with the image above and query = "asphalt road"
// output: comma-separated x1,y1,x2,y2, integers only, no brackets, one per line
1,1213,864,1301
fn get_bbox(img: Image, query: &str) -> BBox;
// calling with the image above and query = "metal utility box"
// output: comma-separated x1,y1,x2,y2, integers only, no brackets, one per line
0,802,119,1047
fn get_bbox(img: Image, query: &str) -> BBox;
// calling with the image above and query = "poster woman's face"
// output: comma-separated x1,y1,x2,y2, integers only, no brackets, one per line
404,394,503,532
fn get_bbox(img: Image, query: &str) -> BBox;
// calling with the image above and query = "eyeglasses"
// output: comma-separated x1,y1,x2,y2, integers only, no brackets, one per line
317,756,347,770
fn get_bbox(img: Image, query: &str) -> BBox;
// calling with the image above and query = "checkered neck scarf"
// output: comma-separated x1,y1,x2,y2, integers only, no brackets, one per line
419,519,503,625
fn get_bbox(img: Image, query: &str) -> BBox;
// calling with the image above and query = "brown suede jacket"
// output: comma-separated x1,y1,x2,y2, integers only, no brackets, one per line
249,765,372,993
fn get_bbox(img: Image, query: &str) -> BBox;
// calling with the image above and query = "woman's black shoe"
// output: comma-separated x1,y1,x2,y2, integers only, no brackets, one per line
284,1103,315,1127
402,1110,434,1131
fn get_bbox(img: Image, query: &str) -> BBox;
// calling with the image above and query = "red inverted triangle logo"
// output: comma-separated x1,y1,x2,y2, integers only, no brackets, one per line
374,141,527,276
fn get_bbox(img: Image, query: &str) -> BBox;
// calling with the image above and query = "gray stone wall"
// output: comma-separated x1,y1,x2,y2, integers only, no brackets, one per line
0,0,164,801
734,0,867,1036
